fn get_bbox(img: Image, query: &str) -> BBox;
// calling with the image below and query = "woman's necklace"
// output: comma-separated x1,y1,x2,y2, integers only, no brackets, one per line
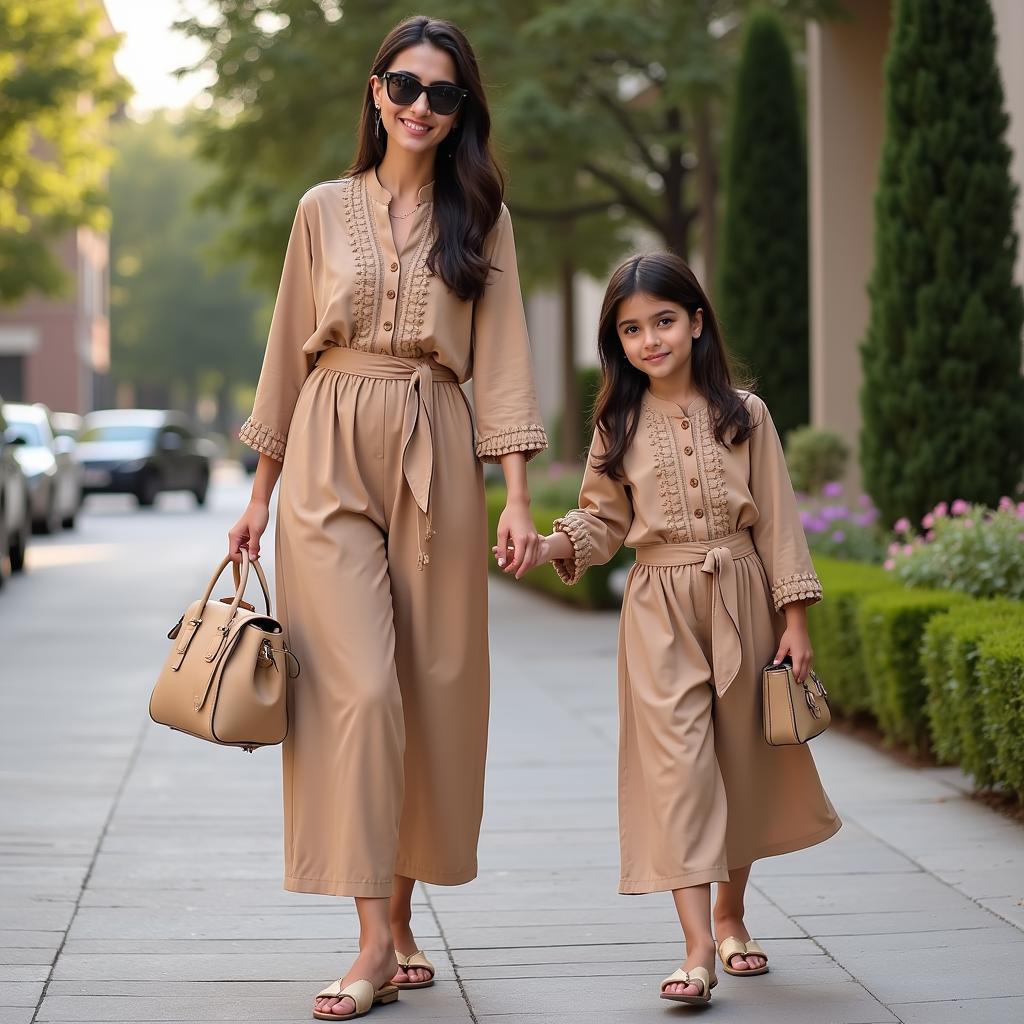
389,203,421,220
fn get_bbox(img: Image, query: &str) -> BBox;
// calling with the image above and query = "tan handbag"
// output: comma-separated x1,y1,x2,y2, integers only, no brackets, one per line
149,550,298,752
762,657,831,746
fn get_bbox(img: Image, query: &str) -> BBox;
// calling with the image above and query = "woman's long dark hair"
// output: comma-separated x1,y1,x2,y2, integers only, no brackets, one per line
593,251,755,479
346,16,503,302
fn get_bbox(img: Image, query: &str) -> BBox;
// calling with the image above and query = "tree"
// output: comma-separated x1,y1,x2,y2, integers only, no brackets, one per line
175,0,839,457
0,0,127,303
860,0,1024,527
717,10,808,438
109,114,263,431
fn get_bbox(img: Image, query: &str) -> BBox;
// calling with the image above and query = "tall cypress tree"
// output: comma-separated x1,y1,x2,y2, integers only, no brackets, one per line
860,0,1024,527
717,10,809,439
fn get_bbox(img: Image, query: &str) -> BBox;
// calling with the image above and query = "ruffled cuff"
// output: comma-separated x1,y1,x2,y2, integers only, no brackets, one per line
476,423,549,463
239,416,287,462
552,511,593,586
771,571,823,612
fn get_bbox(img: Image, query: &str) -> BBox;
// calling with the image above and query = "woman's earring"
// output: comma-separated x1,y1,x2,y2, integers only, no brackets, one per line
374,106,382,140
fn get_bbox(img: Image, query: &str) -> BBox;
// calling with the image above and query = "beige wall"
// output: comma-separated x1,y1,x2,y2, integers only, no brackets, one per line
806,0,890,478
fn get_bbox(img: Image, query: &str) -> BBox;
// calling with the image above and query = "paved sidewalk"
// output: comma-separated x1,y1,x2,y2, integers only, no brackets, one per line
2,475,1023,1023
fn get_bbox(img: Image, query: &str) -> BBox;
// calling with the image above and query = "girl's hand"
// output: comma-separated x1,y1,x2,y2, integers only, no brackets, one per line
228,500,270,564
773,624,814,684
493,534,552,577
495,498,540,580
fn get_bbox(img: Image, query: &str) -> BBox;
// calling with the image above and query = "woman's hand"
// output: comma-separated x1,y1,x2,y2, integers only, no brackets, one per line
495,498,540,580
773,624,814,683
228,500,270,564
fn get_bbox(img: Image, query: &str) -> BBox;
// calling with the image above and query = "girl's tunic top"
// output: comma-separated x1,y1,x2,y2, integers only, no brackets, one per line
554,390,822,614
239,169,548,466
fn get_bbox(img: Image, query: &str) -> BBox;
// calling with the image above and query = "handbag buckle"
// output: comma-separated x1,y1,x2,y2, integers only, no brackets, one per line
257,639,275,669
803,685,822,718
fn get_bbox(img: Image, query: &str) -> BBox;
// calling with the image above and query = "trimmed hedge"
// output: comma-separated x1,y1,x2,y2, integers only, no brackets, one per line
856,589,969,751
978,629,1024,798
806,558,899,714
921,600,1023,787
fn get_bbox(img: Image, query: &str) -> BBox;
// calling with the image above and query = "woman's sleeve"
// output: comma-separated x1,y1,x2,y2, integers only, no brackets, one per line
747,397,823,611
470,205,549,462
238,199,318,462
551,429,634,586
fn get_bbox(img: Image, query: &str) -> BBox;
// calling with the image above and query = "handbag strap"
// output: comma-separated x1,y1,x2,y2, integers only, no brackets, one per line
231,553,273,615
198,550,273,619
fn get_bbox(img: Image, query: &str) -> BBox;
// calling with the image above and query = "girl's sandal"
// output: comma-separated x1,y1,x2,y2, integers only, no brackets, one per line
312,979,399,1021
659,965,717,1005
393,949,436,989
717,936,769,977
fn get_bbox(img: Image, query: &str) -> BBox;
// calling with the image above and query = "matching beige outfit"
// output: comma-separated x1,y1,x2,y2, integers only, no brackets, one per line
554,391,840,894
240,169,547,897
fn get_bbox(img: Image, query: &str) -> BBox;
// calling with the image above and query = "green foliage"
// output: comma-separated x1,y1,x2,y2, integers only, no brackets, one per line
921,600,1022,786
856,588,968,751
887,500,1024,599
785,427,849,494
717,11,808,437
859,0,1024,526
109,113,263,423
0,0,129,302
978,628,1024,798
485,484,629,609
806,557,898,713
175,0,839,289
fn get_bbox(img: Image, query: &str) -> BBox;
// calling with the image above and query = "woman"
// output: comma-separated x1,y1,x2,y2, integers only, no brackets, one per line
228,16,547,1020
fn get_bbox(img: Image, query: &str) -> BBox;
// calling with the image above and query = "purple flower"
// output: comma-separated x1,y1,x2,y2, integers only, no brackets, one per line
805,516,828,534
998,496,1013,511
823,481,843,498
857,493,874,508
884,558,896,571
799,510,813,528
887,541,901,556
934,501,948,518
894,517,911,533
922,513,935,529
951,499,970,516
831,530,846,543
902,544,914,556
821,504,849,522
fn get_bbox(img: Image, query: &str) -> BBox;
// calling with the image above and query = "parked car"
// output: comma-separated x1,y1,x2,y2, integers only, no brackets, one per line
0,396,31,588
3,402,82,532
77,409,212,507
51,411,83,441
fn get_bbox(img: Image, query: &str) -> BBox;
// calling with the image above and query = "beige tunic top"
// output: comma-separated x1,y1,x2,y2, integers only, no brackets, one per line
239,168,548,464
554,390,823,614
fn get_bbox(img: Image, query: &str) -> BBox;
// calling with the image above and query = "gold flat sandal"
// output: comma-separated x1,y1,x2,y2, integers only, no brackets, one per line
660,965,717,1005
718,936,769,977
312,979,399,1021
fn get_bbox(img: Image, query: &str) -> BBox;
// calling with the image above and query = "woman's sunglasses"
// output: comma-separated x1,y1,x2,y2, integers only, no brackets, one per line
380,71,468,117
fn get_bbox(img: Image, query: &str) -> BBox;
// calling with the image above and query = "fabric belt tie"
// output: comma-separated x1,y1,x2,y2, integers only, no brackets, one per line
315,346,459,568
634,530,756,698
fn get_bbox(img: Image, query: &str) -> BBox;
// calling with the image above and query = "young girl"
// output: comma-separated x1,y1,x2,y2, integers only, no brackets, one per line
500,252,840,1007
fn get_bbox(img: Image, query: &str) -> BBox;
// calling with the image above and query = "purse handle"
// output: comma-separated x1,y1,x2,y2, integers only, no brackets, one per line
198,549,273,618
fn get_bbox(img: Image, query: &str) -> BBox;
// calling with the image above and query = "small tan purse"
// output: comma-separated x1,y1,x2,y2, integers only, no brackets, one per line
762,657,831,746
149,550,299,752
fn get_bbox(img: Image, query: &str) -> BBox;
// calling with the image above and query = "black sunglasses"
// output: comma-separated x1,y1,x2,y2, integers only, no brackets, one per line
380,71,468,116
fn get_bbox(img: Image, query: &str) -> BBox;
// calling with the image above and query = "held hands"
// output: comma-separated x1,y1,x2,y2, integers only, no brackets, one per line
227,500,269,564
493,498,544,579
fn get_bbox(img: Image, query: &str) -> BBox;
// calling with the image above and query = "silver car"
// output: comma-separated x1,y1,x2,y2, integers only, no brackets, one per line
3,403,82,533
0,397,30,587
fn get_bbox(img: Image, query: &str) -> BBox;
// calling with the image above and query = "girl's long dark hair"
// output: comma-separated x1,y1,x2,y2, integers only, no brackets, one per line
346,16,504,302
593,251,755,479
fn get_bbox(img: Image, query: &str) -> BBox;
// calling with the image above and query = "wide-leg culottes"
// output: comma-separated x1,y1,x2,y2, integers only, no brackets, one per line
275,347,489,897
617,533,841,895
